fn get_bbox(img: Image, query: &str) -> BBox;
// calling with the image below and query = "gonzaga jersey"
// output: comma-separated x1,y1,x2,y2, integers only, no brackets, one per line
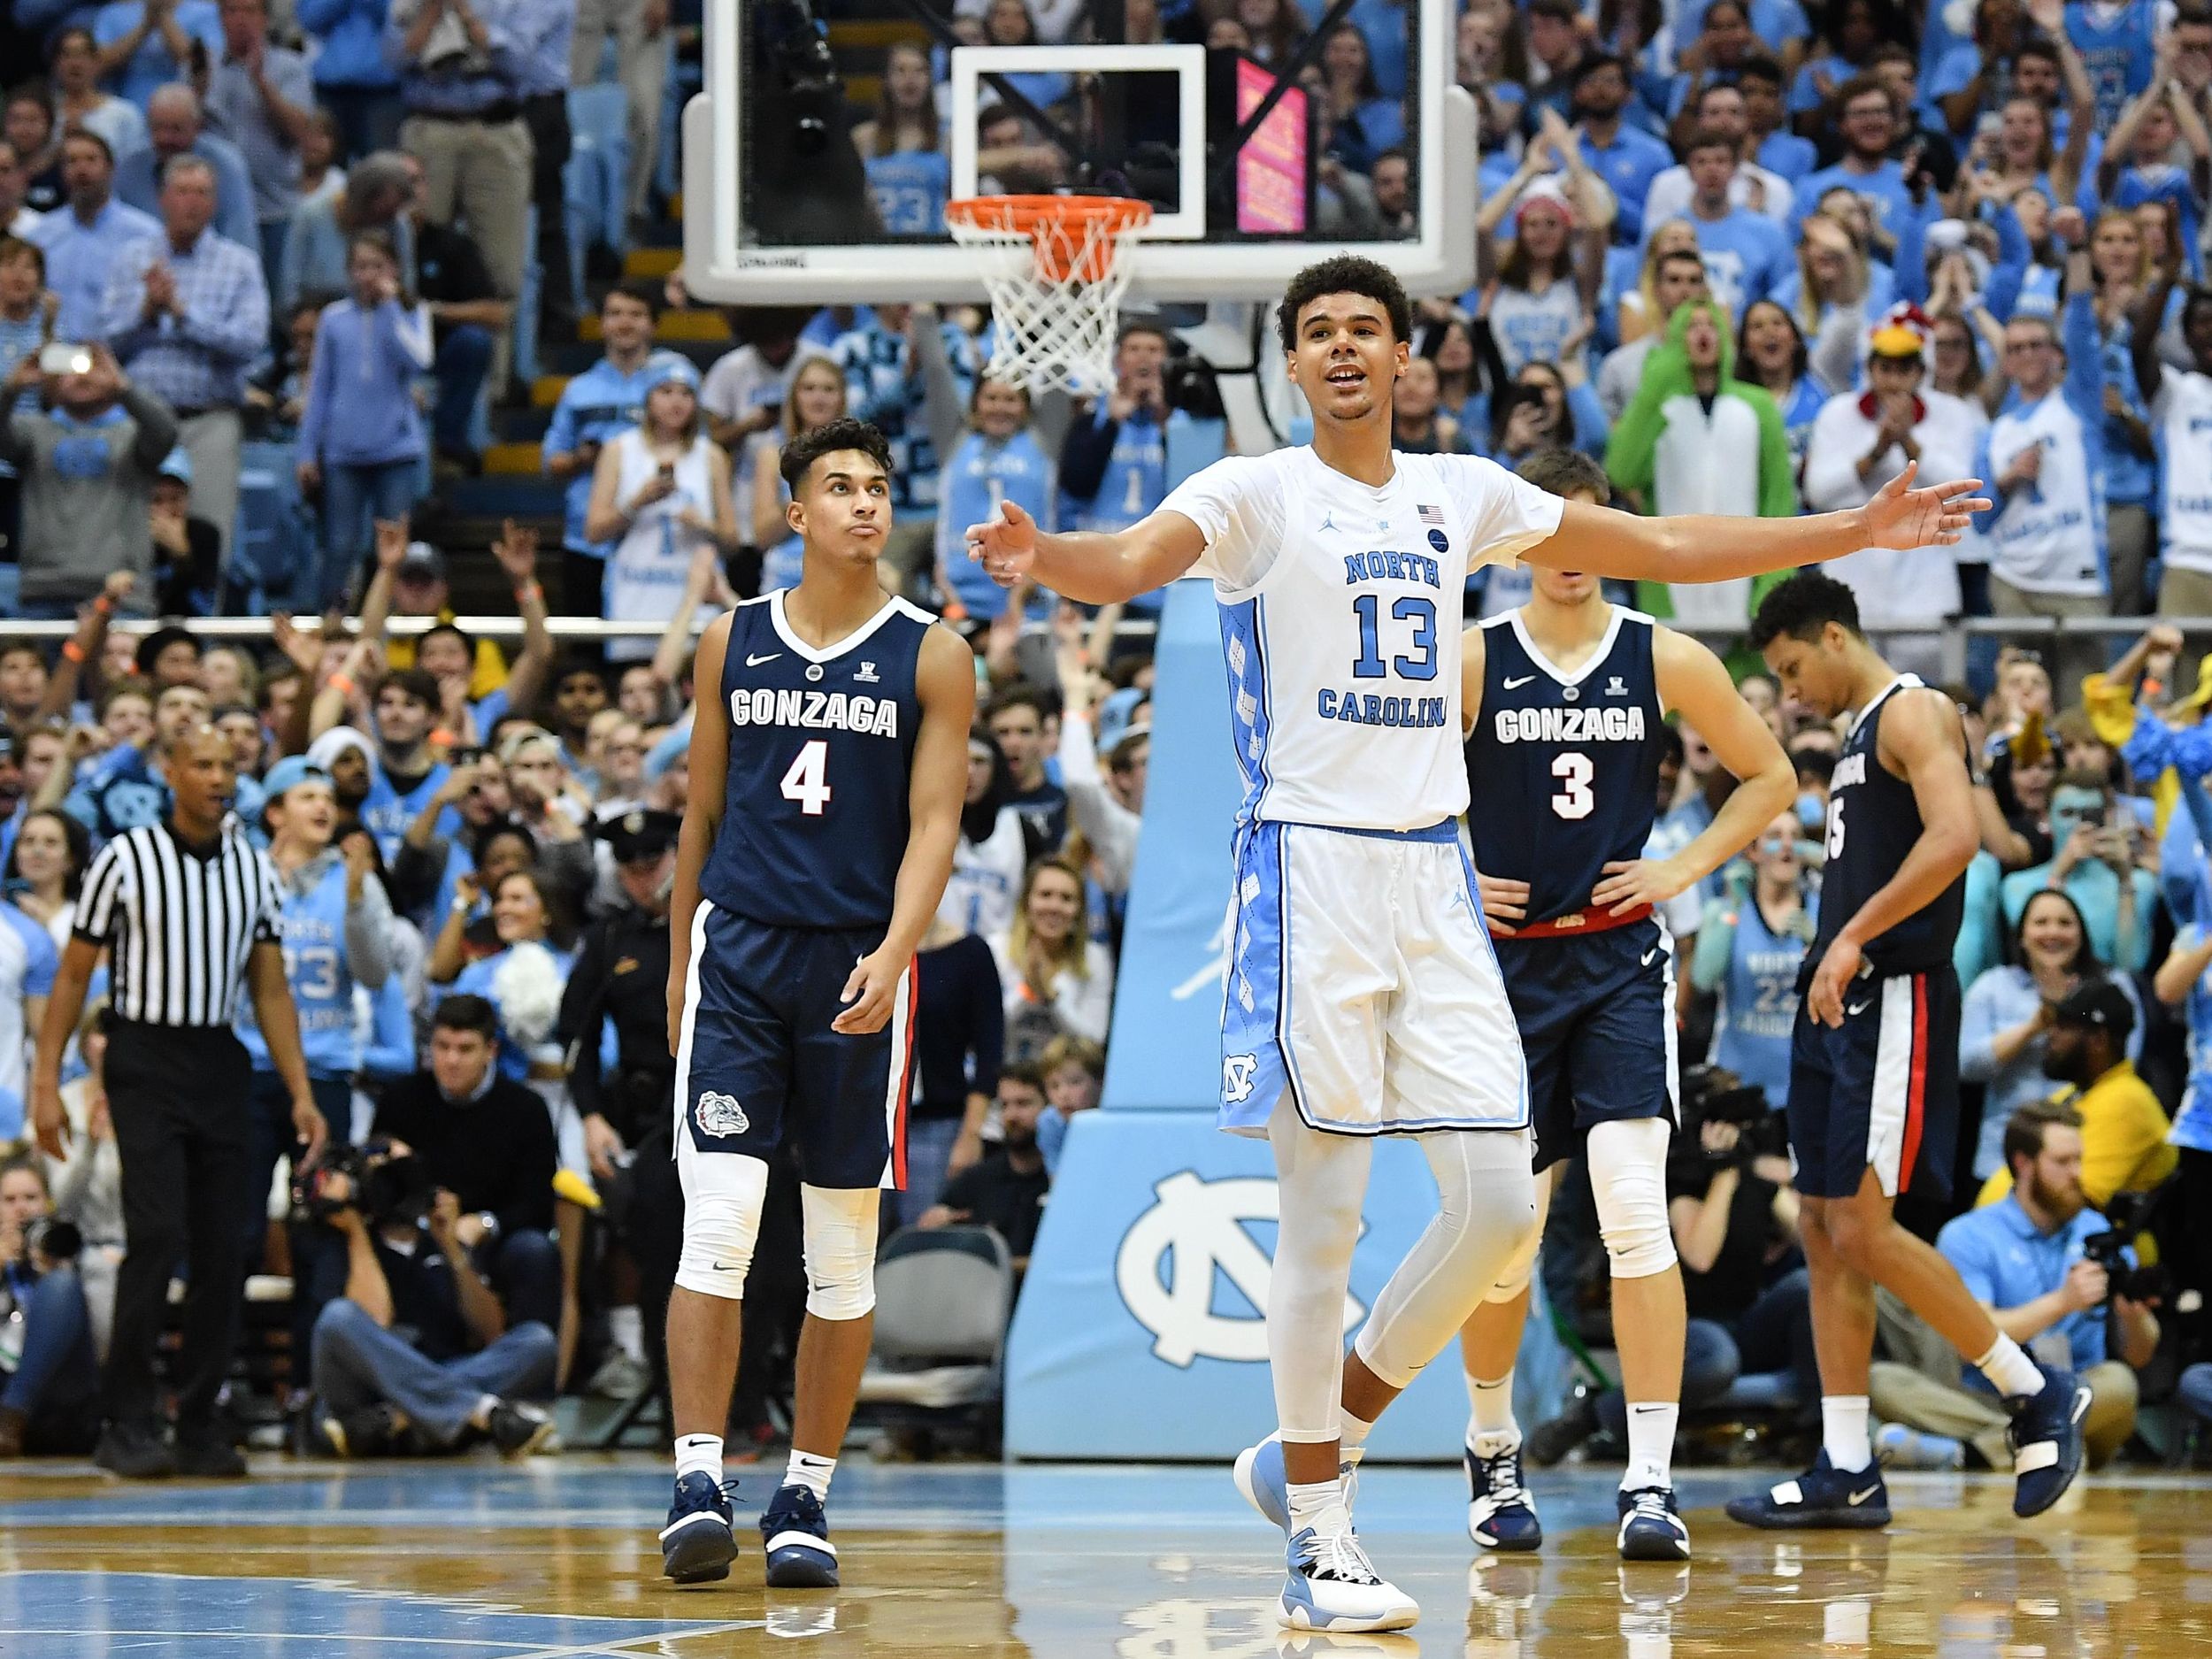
1812,675,1966,979
1465,608,1663,925
704,590,933,931
1163,446,1564,832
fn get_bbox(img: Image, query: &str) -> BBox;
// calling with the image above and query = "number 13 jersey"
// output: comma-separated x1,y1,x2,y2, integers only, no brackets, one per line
1162,447,1563,832
705,589,934,932
1465,608,1664,926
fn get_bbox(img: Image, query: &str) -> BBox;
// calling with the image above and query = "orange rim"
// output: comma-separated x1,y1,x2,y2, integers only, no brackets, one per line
948,194,1151,282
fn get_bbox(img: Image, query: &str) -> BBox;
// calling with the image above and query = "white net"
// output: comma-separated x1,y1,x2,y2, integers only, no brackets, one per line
946,196,1151,398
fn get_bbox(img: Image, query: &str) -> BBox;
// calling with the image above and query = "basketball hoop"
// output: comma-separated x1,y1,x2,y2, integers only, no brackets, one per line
946,194,1153,397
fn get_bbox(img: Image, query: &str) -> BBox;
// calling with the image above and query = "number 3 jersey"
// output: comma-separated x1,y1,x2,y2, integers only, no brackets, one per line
1162,446,1564,832
1465,608,1663,926
703,590,934,932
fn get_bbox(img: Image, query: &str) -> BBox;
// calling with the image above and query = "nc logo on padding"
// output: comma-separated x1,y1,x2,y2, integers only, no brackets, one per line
1116,1171,1364,1367
695,1091,749,1138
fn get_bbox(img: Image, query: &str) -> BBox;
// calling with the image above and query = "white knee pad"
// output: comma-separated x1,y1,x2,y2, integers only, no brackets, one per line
1485,1162,1558,1302
673,1142,771,1301
800,1183,881,1321
1586,1117,1677,1280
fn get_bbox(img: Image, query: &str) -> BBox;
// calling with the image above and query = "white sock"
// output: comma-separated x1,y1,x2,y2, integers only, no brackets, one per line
1822,1396,1872,1474
1623,1402,1678,1491
1974,1334,2047,1400
608,1305,644,1363
785,1448,835,1502
1338,1409,1375,1468
1286,1474,1348,1540
1468,1371,1519,1455
675,1432,725,1483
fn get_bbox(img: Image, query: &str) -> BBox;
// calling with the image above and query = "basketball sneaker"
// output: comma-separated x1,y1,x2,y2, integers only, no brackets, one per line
2007,1363,2091,1518
1724,1450,1890,1530
1279,1526,1419,1633
759,1483,840,1587
660,1471,740,1584
1464,1440,1542,1551
1615,1485,1691,1562
1233,1434,1361,1532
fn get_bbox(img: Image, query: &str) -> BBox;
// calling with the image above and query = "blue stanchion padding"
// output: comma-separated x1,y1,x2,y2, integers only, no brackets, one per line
1098,576,1243,1114
1006,1108,1479,1460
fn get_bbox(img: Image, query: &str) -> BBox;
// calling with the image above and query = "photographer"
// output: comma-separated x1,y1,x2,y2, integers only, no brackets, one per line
305,1148,555,1458
0,1156,99,1457
369,996,561,1333
1870,1099,2158,1471
1532,1070,1815,1461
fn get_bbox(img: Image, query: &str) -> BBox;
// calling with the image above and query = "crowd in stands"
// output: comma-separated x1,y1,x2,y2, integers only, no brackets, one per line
4,0,2212,1480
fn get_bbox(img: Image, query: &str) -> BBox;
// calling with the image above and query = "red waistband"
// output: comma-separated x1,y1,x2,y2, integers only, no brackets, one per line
1507,902,1654,941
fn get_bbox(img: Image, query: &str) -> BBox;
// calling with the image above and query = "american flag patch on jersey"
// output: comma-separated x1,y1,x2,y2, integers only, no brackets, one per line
1417,503,1445,526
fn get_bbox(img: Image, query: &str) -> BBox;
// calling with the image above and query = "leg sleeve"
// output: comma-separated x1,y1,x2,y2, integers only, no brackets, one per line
1353,1127,1538,1392
1264,1094,1371,1442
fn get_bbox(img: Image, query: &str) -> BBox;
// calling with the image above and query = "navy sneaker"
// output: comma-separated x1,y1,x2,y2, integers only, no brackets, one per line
660,1471,740,1584
759,1483,839,1588
1616,1486,1691,1562
1464,1441,1542,1551
2007,1364,2091,1518
1724,1451,1891,1530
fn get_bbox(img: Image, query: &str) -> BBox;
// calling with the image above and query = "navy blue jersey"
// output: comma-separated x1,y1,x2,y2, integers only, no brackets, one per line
703,591,934,932
1465,609,1664,926
1809,674,1966,979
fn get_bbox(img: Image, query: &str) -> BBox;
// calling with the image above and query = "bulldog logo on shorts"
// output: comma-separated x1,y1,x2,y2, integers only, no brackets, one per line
695,1091,749,1138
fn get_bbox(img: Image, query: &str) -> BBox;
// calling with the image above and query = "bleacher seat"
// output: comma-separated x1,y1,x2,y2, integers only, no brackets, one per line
232,441,316,612
567,83,632,264
856,1225,1011,1420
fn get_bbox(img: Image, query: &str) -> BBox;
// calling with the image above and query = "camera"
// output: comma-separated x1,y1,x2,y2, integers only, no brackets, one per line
37,343,92,377
1678,1064,1785,1162
1162,350,1225,421
22,1217,81,1265
2080,1189,2168,1304
292,1140,436,1229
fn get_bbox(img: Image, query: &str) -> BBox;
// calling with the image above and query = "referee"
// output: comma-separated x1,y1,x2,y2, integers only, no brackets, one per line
29,724,327,1479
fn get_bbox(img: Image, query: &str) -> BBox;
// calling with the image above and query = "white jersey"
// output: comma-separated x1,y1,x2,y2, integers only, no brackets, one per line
2156,368,2212,578
604,430,718,661
1161,446,1563,833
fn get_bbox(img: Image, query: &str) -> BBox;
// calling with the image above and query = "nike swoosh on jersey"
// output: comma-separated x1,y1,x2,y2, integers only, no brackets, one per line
1846,1000,1871,1017
1640,949,1659,966
1502,674,1536,690
746,652,782,667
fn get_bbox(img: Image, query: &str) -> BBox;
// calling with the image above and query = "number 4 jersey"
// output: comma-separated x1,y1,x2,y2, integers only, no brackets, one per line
704,589,934,932
1163,446,1564,832
1464,607,1664,926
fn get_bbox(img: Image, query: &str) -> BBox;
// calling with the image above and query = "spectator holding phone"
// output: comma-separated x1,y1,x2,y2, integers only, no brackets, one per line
1999,772,2158,972
295,229,434,611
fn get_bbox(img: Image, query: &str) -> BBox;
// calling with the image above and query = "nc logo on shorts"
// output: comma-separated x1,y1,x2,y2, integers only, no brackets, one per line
695,1090,749,1138
1115,1171,1365,1367
1222,1054,1258,1103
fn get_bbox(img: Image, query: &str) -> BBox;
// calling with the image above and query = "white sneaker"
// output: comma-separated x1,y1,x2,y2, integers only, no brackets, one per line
1278,1527,1419,1633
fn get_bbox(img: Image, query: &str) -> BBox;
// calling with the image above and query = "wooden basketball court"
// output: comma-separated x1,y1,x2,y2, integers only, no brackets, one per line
2,1459,2208,1655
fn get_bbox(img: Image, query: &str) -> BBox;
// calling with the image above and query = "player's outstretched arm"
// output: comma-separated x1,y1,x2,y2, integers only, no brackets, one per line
833,625,979,1035
666,613,733,1057
1803,687,1979,1028
1525,462,1991,585
1591,629,1795,915
965,499,1206,605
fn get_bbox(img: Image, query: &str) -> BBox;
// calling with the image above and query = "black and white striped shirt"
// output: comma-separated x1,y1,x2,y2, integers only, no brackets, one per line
75,819,283,1028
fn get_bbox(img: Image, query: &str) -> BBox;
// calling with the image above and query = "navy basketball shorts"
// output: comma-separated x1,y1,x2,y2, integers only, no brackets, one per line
1494,918,1678,1173
1786,964,1961,1202
673,899,916,1190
